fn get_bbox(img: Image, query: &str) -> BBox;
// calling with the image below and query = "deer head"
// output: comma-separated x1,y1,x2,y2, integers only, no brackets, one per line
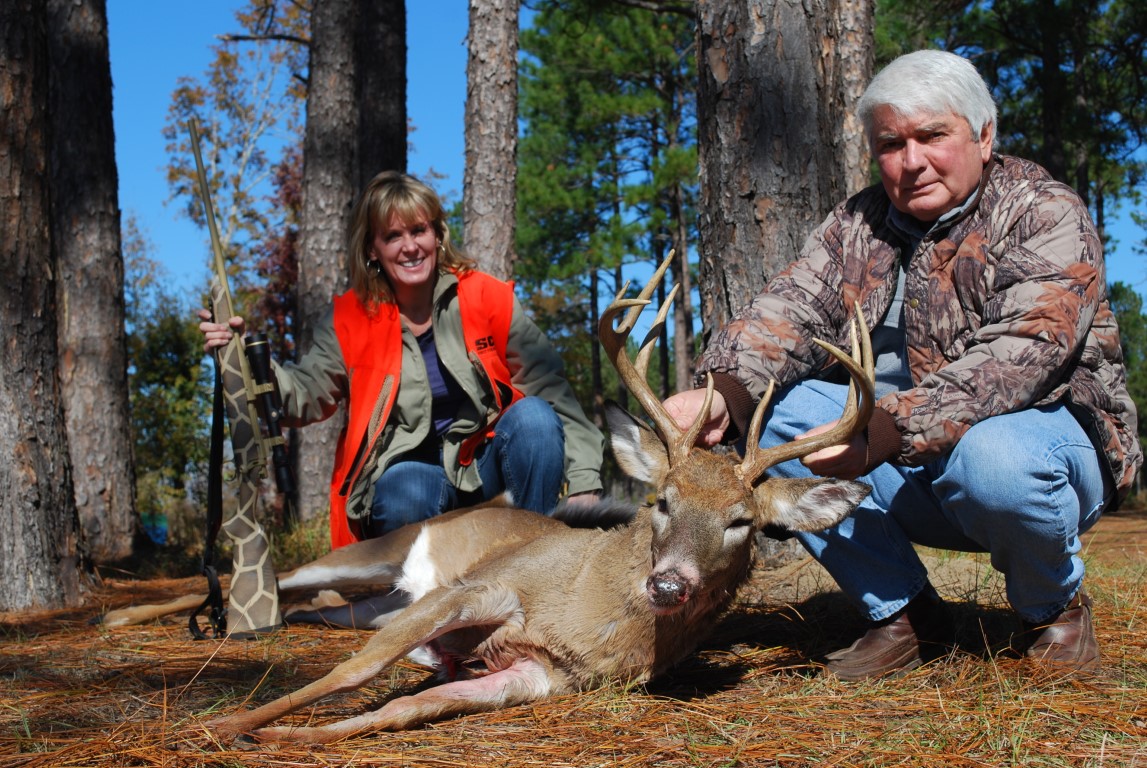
600,254,875,616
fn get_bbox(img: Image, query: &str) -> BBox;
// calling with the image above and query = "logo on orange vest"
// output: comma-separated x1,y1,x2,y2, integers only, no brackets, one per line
474,335,497,352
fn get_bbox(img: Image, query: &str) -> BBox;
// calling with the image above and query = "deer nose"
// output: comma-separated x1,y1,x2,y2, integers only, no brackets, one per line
647,570,691,610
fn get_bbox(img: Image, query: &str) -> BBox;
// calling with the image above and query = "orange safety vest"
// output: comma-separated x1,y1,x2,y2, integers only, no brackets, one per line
327,270,523,548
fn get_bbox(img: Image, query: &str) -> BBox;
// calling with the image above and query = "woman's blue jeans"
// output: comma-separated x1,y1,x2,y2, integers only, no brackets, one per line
369,396,565,537
759,379,1111,624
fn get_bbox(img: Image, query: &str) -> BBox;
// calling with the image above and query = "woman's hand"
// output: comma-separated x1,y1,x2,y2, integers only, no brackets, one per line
196,308,246,354
562,492,601,509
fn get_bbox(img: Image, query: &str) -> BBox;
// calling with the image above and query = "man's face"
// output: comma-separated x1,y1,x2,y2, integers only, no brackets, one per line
870,105,993,222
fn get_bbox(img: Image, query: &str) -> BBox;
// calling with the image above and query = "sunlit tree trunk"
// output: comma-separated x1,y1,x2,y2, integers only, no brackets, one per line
48,0,138,563
1,0,86,610
695,0,873,344
296,0,357,523
464,0,519,279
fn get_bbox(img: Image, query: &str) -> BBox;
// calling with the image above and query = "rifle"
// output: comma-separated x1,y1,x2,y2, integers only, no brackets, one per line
187,116,292,639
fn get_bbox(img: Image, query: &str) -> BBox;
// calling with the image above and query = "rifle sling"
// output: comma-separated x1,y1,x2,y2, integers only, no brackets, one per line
190,359,228,640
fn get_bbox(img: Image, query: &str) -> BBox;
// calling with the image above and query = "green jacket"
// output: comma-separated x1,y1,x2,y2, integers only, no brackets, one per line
273,271,604,527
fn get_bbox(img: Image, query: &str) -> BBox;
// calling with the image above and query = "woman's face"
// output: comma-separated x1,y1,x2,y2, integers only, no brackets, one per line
370,211,438,296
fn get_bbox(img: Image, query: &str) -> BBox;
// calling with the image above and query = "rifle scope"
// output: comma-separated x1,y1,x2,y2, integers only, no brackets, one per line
244,333,295,496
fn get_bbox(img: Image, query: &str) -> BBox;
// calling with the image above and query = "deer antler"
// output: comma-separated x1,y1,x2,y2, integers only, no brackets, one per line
599,252,705,467
601,256,874,482
736,306,875,487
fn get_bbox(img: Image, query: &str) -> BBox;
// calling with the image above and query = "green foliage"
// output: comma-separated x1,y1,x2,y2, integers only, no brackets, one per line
1109,281,1147,451
123,216,212,531
517,0,698,440
873,0,970,65
517,0,697,297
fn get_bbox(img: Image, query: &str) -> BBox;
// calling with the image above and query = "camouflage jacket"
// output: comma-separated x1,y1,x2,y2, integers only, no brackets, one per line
699,155,1142,503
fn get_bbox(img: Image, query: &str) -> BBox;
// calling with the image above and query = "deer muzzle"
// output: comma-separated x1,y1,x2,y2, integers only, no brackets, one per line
646,569,694,614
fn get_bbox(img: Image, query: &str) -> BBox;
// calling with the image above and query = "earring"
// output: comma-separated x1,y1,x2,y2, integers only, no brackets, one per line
368,259,384,277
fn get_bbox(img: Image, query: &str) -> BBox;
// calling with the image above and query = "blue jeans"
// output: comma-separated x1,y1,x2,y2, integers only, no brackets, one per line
369,396,566,536
759,380,1111,624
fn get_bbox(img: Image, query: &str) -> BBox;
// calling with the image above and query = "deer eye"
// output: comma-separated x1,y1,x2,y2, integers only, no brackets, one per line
656,497,669,515
727,518,752,530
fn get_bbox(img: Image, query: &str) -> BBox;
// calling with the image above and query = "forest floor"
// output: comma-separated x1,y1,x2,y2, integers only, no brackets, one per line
1,510,1144,767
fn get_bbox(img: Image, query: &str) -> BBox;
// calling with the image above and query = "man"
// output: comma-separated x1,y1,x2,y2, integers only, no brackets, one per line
665,49,1140,679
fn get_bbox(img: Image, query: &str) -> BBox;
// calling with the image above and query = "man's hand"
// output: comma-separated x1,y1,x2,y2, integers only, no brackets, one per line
798,419,869,480
662,388,730,447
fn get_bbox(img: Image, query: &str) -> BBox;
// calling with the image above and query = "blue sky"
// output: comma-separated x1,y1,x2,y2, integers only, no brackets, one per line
107,2,1145,301
108,0,470,296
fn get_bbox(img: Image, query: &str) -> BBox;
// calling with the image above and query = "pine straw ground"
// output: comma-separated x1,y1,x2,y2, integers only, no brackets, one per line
2,514,1144,768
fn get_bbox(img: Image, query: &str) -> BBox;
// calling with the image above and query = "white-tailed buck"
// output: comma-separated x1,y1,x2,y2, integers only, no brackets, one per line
107,256,876,744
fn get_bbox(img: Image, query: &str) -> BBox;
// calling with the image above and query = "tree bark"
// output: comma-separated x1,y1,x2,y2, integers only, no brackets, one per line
464,0,519,279
695,0,873,564
356,0,406,185
48,0,137,564
1,0,86,610
695,0,873,346
670,186,696,393
296,0,358,522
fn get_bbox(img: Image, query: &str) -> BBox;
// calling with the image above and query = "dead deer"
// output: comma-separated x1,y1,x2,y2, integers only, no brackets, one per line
192,256,876,745
97,500,633,632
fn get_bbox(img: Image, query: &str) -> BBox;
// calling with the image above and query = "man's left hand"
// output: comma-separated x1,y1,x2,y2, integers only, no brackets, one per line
798,420,869,480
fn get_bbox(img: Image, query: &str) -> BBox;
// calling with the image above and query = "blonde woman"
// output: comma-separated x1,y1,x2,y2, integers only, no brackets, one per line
200,172,603,548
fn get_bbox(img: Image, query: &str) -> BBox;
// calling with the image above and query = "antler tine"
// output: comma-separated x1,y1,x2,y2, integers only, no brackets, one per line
634,282,681,379
738,379,777,481
599,252,694,453
610,249,675,337
738,305,874,486
674,372,716,465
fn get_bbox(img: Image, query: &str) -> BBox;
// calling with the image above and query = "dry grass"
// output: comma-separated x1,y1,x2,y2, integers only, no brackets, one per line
2,514,1144,768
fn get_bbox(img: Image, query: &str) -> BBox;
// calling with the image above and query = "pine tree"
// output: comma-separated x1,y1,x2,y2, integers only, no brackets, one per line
517,1,698,430
48,0,137,563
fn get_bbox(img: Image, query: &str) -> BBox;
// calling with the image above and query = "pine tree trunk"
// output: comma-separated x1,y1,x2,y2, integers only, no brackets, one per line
0,0,86,610
356,0,406,185
297,0,357,523
837,0,875,196
695,0,873,344
48,0,137,564
695,0,873,564
670,189,695,393
464,0,519,279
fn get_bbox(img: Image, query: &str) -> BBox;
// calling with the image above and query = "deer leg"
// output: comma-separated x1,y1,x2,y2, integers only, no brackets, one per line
96,591,223,628
252,657,555,743
204,582,523,742
284,591,412,629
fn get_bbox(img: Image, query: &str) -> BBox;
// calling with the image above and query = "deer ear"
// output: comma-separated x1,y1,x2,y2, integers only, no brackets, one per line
605,401,669,485
754,477,870,533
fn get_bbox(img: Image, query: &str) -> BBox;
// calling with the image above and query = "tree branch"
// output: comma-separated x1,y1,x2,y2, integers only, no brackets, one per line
611,0,695,17
219,32,310,47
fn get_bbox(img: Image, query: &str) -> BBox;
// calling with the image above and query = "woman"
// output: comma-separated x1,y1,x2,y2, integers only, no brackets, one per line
200,171,604,547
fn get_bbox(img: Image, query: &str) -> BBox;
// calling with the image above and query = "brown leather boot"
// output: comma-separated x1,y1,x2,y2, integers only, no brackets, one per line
824,585,955,681
1023,590,1100,671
